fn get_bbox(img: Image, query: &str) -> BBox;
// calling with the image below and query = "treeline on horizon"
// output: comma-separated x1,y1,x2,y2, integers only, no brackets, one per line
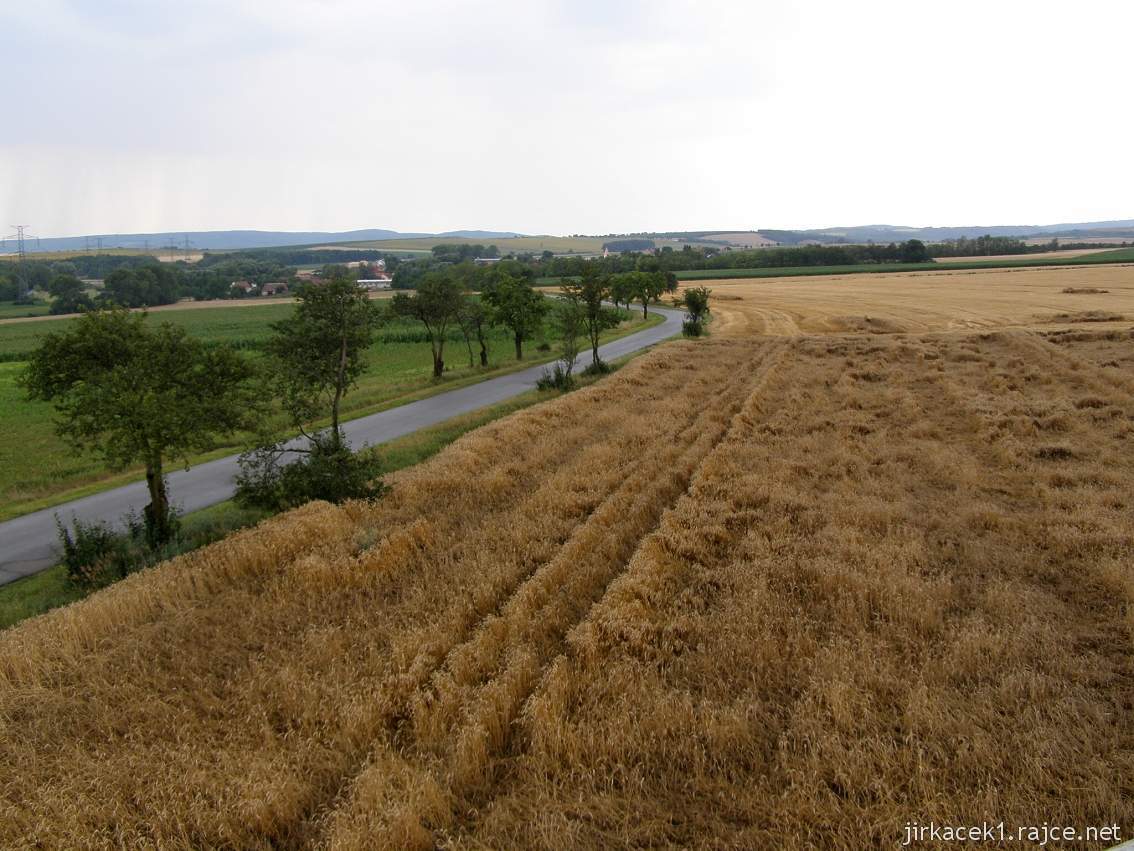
4,234,1131,311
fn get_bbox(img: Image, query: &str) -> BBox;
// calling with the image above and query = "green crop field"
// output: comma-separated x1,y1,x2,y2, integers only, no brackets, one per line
0,301,50,320
0,300,661,520
1082,246,1134,262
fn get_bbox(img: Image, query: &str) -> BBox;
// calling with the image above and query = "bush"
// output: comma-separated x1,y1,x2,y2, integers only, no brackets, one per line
235,430,385,512
55,513,173,589
582,359,613,376
536,362,575,391
56,517,122,588
536,341,552,352
682,318,705,337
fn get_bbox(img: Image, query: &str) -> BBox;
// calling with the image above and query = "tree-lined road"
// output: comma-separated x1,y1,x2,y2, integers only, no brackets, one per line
0,306,683,584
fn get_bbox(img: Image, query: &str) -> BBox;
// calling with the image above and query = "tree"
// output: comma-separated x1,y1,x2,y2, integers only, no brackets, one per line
22,309,258,546
267,277,380,444
900,239,930,263
562,273,622,367
47,274,84,299
456,297,492,367
553,294,584,381
47,275,94,315
101,265,180,307
391,271,464,377
678,286,712,337
482,274,549,359
612,270,666,318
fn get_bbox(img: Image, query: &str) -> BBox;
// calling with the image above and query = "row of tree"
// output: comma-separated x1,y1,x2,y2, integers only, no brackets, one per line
23,264,704,569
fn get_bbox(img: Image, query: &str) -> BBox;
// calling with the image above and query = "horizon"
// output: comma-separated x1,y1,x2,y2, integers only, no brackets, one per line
15,217,1134,246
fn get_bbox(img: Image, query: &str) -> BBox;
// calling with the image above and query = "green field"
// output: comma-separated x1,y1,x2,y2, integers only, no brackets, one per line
0,301,661,520
1084,246,1134,262
0,301,50,320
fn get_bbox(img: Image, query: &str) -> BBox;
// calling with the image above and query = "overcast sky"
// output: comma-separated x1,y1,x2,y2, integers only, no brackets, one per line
2,0,1131,237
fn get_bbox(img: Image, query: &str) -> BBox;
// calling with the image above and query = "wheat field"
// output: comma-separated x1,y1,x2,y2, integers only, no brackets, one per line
3,318,1133,847
680,263,1134,337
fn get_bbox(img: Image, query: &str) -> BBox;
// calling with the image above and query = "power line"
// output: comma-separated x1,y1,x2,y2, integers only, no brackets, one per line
5,225,37,299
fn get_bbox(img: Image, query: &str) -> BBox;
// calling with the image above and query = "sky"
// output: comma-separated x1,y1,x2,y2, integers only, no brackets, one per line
1,0,1132,238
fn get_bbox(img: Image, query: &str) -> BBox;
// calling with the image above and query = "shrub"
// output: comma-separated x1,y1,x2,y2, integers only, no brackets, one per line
235,429,385,512
582,359,613,377
536,362,575,392
55,512,176,589
56,517,121,588
682,318,705,337
536,341,552,352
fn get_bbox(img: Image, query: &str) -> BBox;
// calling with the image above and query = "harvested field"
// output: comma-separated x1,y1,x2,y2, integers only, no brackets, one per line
3,328,1133,848
676,263,1134,336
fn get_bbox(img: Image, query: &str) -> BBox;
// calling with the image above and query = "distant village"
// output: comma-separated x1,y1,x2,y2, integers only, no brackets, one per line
228,258,393,298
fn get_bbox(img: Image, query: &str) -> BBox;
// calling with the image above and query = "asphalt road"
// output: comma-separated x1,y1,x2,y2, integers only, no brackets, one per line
0,306,684,584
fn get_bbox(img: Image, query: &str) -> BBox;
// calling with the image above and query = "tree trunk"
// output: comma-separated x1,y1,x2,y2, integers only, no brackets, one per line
144,455,172,548
642,301,648,318
479,342,488,367
514,333,523,360
433,352,444,377
331,335,348,438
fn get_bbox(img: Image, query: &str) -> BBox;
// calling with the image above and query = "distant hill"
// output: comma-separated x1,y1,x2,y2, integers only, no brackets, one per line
757,220,1134,245
14,220,1133,256
18,228,526,254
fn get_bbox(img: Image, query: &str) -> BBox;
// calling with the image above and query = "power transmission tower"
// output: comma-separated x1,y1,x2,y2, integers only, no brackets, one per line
5,225,37,299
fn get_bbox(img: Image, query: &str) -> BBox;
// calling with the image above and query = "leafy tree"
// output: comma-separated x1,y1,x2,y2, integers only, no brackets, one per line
47,275,94,314
678,286,712,336
562,273,622,367
22,309,258,546
391,271,464,377
50,289,94,315
900,239,930,263
47,274,84,299
482,274,549,359
236,277,384,511
552,294,584,383
101,265,180,307
613,270,667,318
456,297,492,367
267,277,380,444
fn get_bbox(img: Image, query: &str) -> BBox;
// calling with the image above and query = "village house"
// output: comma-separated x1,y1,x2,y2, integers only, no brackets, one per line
357,274,392,291
260,282,289,297
229,280,257,295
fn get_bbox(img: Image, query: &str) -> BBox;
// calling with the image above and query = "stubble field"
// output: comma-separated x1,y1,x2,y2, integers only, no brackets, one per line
680,263,1134,337
3,309,1133,845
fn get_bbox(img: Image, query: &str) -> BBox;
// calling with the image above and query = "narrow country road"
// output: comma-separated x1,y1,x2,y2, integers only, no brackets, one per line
0,306,684,584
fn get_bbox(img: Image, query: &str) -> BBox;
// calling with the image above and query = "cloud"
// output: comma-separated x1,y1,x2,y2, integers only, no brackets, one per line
1,0,1131,235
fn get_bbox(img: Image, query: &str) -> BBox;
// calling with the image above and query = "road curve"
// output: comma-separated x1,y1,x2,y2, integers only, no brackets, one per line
0,306,684,584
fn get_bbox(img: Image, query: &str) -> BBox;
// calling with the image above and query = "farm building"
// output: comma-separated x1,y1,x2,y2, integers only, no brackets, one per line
357,275,392,290
260,282,289,296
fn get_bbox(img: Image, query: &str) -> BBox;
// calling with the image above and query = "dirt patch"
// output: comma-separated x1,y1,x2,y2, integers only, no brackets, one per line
1062,287,1109,294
